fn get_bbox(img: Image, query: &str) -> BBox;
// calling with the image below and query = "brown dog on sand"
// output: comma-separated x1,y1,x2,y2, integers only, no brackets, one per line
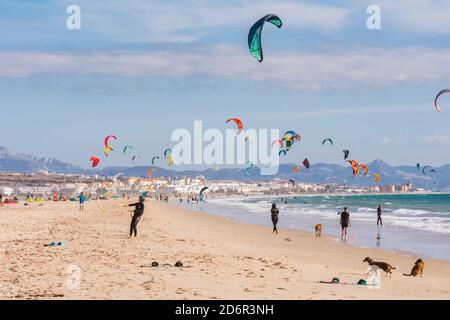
403,259,424,277
315,224,322,237
363,257,397,277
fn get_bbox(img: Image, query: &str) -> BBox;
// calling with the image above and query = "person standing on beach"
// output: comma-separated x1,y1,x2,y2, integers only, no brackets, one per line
79,192,86,212
128,196,145,238
271,203,279,234
339,207,350,241
377,205,382,227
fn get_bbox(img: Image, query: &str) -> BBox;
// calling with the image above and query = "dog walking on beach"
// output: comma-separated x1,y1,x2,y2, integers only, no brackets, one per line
364,257,397,277
315,224,322,237
128,196,145,238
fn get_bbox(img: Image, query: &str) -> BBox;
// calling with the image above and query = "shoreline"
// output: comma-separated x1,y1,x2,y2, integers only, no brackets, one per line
1,199,449,299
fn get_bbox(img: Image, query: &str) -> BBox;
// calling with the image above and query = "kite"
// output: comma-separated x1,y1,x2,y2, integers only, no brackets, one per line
245,162,254,176
167,155,174,167
434,89,450,112
293,166,301,173
372,173,381,183
289,179,295,186
272,139,284,149
347,160,359,176
199,187,209,203
104,135,117,156
343,150,350,160
225,118,244,134
422,166,432,175
148,168,156,177
360,164,369,175
285,139,293,151
322,138,333,146
90,156,100,168
248,14,283,62
279,150,287,157
303,158,310,169
113,173,124,181
151,156,160,165
132,156,140,164
163,148,172,157
123,146,133,155
284,131,297,138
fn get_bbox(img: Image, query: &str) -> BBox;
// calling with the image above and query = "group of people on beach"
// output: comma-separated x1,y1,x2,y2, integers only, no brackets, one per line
269,203,383,241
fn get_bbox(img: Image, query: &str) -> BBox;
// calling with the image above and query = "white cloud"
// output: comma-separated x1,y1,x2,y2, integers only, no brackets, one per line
2,45,450,89
419,134,450,144
62,0,351,42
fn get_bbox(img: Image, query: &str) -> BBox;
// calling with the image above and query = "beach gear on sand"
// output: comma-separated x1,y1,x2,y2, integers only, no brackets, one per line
319,277,368,286
175,261,183,267
45,241,64,247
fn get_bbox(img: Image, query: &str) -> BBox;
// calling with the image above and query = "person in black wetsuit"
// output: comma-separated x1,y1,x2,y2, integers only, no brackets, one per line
271,203,279,234
339,207,351,241
377,205,382,227
129,196,145,238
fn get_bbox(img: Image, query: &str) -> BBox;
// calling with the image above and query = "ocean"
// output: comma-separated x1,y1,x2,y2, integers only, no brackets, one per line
192,193,450,260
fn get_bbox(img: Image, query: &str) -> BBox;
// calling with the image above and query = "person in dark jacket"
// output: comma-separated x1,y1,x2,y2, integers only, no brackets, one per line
128,196,145,238
271,203,279,234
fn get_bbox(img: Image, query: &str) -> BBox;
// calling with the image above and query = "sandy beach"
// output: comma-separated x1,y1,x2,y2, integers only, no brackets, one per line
1,199,449,300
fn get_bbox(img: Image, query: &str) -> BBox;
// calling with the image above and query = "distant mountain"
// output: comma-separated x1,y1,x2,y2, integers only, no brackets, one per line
101,159,446,190
0,146,447,189
0,146,85,174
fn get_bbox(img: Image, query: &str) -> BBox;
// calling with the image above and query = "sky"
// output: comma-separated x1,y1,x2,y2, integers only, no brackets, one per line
1,0,450,169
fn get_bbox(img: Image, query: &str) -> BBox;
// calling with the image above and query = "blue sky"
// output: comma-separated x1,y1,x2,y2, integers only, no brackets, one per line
1,0,450,169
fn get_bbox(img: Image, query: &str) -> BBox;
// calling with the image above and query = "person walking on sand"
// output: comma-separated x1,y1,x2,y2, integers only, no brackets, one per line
271,203,279,234
377,205,383,227
339,207,350,242
79,192,86,212
128,196,145,238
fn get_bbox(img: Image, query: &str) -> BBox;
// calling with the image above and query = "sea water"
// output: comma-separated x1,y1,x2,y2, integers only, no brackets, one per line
197,193,450,260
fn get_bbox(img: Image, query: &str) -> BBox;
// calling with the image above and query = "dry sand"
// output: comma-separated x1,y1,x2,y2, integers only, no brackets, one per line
0,199,449,300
